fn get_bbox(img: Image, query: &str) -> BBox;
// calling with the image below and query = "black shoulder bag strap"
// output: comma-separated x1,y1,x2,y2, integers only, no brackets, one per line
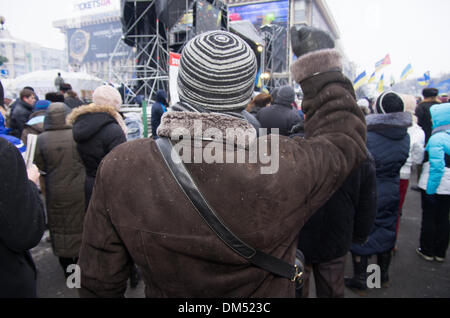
155,137,304,285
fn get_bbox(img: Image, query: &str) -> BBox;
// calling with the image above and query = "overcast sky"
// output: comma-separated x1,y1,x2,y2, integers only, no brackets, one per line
1,0,450,81
326,0,450,80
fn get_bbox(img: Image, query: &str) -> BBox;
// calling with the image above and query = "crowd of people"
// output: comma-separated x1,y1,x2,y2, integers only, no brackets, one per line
0,26,448,298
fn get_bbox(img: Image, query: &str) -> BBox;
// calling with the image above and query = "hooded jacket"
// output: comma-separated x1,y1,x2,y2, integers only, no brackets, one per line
418,103,450,195
34,103,86,258
0,137,45,297
351,112,411,256
67,104,127,208
77,48,368,298
151,90,168,139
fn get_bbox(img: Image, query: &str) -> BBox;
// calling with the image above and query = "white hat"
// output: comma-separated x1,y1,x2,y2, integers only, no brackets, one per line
93,85,122,111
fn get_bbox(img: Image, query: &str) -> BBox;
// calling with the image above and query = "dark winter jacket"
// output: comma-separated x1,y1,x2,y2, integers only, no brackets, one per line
416,99,441,143
9,99,34,138
151,90,168,139
67,104,127,209
256,97,302,136
298,153,377,263
0,137,45,297
20,109,46,146
77,48,368,298
351,112,411,256
64,96,84,109
34,103,86,258
248,105,264,116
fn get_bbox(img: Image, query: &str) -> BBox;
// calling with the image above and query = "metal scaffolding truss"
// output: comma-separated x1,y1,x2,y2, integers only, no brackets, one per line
260,24,289,91
109,1,169,106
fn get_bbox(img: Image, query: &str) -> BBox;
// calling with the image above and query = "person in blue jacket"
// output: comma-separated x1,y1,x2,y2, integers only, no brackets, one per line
416,103,450,262
346,91,411,290
151,89,168,139
0,112,26,154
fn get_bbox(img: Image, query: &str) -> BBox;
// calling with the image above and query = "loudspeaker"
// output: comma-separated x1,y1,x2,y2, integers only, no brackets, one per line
156,0,194,30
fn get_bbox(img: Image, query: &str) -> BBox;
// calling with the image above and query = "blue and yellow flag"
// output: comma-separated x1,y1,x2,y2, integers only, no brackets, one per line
377,74,385,93
353,71,368,90
375,54,391,72
368,71,376,84
418,71,431,86
400,64,413,81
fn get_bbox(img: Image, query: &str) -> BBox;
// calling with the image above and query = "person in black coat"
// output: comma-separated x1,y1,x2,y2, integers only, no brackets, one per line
415,87,441,144
151,89,168,139
297,152,377,298
9,88,37,138
0,138,45,298
256,85,302,136
66,85,127,209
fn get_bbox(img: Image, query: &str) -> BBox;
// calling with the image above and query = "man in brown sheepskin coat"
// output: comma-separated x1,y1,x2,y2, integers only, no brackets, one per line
77,27,367,298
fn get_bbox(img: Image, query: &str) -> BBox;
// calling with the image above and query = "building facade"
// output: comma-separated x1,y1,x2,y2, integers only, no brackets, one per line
53,1,132,81
0,29,66,79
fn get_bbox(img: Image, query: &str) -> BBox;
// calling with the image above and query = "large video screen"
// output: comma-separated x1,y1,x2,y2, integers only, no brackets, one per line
228,0,289,29
195,0,223,34
68,21,131,64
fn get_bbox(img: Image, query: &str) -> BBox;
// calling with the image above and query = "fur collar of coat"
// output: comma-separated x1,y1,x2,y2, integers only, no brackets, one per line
66,103,127,134
157,111,257,149
366,111,412,130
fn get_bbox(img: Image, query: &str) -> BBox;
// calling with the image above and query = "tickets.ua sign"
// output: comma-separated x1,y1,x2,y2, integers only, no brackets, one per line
74,0,112,11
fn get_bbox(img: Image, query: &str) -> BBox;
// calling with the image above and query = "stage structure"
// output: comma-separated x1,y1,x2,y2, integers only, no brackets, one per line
110,0,227,106
260,24,288,90
228,0,290,92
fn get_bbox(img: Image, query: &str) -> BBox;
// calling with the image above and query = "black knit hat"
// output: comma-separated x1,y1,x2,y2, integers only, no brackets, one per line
422,87,439,98
177,31,257,111
375,91,404,114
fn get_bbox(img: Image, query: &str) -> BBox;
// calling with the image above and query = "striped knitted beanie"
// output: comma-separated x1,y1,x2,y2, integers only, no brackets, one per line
177,30,257,112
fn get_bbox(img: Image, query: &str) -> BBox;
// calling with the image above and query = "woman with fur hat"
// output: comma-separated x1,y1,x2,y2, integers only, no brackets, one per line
347,91,411,290
67,84,127,209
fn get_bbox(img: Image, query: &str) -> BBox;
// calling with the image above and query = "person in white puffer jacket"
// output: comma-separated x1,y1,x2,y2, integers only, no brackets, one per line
396,95,425,240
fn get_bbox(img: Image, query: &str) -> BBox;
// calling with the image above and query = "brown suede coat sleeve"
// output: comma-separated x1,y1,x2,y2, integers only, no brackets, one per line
78,48,367,298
